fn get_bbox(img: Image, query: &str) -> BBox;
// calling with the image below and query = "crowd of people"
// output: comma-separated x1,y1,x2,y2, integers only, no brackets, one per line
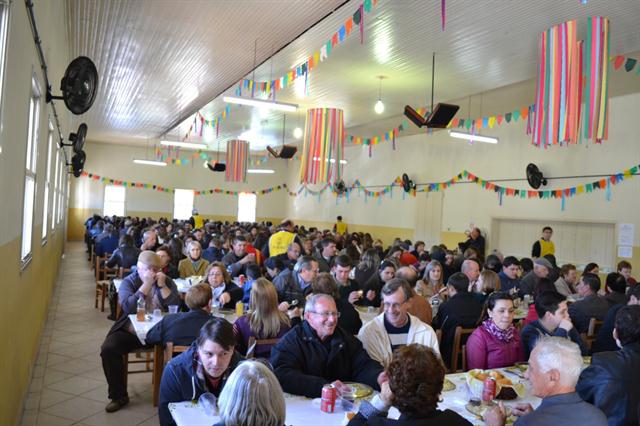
84,215,640,425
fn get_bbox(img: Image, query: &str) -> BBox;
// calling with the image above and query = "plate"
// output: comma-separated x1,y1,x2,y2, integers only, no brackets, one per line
466,369,525,400
342,382,374,399
465,402,515,424
443,378,456,392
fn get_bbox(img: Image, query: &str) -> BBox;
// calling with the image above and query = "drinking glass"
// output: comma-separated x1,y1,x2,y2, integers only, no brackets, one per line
153,309,162,319
198,392,218,416
168,305,179,314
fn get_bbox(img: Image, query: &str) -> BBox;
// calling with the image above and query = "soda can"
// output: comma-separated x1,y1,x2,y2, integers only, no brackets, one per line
238,274,246,286
482,377,496,403
320,384,337,413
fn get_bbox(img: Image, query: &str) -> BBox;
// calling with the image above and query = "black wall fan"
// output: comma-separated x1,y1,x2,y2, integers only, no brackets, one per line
60,123,87,152
47,56,99,115
71,150,86,177
401,173,416,192
526,163,548,189
334,179,347,195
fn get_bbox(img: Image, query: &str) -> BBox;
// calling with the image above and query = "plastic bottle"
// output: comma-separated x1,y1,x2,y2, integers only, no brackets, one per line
136,296,146,321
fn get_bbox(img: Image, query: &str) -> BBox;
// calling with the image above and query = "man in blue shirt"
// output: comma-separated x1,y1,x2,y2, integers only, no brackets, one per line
498,256,521,294
485,336,607,426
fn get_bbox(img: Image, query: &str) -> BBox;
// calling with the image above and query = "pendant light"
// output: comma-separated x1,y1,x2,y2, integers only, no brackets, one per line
374,76,386,114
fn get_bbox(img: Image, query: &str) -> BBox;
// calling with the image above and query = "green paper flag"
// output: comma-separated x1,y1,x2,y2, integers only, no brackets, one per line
364,0,372,12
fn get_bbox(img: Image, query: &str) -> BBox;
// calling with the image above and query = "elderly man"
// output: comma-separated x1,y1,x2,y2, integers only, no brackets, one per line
270,294,384,398
273,241,301,271
358,279,439,367
458,227,485,258
569,273,610,334
577,305,640,426
461,259,481,293
100,251,181,413
139,229,159,251
273,256,319,307
221,235,256,278
485,337,607,426
519,258,551,297
315,238,337,273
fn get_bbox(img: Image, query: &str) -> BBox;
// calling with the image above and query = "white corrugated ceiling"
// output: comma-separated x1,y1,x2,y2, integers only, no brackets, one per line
65,0,640,150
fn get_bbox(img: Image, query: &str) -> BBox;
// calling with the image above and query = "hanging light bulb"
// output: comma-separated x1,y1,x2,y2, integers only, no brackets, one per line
293,127,303,139
374,76,386,114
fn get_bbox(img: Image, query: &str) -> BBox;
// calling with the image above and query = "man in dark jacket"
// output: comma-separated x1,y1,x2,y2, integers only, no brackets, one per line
272,241,301,271
273,256,318,307
592,285,640,353
100,251,182,413
431,273,482,368
221,235,256,277
332,254,361,303
569,273,610,334
577,305,640,426
106,235,140,269
312,272,362,335
270,294,383,398
146,283,212,347
498,256,521,294
158,318,242,426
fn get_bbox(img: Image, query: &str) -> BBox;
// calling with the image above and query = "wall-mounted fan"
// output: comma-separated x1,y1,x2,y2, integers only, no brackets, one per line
401,173,416,192
71,150,86,177
47,56,99,115
526,163,547,189
61,123,87,152
334,179,347,195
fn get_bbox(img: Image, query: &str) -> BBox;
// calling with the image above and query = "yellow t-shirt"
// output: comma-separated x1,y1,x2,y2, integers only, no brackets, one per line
335,221,347,235
193,214,204,229
539,238,555,257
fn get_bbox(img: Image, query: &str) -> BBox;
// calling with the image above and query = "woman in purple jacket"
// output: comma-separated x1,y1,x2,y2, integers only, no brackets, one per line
466,292,525,370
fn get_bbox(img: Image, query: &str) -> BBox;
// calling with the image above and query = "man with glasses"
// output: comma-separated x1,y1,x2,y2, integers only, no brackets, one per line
270,294,384,398
358,278,440,367
100,251,181,413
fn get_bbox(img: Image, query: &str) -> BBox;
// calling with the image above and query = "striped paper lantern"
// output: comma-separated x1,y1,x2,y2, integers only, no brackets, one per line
225,139,249,182
299,108,344,184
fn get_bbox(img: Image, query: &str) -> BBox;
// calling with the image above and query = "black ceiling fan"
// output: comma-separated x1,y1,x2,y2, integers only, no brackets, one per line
47,56,99,115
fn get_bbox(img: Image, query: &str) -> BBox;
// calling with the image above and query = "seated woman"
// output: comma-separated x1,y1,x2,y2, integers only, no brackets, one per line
466,292,525,370
348,344,471,425
178,240,209,278
416,260,444,298
156,245,179,279
105,234,140,269
213,360,286,426
358,260,396,308
471,269,500,304
158,318,242,426
203,262,243,310
312,272,362,335
233,278,292,358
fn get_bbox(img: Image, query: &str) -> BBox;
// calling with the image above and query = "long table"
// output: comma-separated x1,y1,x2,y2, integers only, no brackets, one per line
169,369,541,426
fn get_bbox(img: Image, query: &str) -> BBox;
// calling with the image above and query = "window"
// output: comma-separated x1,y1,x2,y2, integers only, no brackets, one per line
42,122,53,241
173,189,194,220
103,185,125,216
57,157,65,224
21,74,41,264
0,1,10,150
51,147,59,231
237,193,257,222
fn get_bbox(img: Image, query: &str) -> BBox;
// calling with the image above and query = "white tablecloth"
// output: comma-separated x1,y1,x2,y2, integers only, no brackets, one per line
128,314,162,344
169,370,541,426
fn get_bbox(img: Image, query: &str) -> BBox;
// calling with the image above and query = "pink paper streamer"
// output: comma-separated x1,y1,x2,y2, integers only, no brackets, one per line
441,0,446,31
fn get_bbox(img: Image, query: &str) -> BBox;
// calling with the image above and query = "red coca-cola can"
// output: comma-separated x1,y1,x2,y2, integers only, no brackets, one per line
238,275,246,286
320,384,337,413
482,377,496,403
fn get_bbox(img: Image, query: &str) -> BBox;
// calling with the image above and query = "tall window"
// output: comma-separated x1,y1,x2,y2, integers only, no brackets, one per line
57,155,65,224
51,147,59,231
0,1,10,146
173,189,194,220
21,74,41,264
42,122,53,241
103,185,125,216
237,193,257,222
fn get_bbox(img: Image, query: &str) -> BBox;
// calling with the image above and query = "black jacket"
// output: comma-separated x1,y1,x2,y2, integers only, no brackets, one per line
358,274,384,307
577,342,640,426
146,309,211,347
336,297,363,335
216,282,244,310
568,294,610,334
270,321,383,398
105,244,140,269
348,409,472,426
592,303,624,353
431,292,482,366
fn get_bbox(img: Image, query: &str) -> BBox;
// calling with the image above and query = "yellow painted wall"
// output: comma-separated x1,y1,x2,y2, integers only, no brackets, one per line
440,231,468,251
0,226,64,425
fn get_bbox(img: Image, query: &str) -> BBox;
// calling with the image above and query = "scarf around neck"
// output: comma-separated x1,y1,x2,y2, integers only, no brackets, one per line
482,318,516,343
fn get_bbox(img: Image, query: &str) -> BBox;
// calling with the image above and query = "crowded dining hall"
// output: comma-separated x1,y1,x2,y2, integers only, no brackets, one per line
3,1,640,425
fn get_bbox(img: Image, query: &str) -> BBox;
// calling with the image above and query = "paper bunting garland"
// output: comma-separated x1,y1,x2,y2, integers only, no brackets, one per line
532,16,609,148
611,54,639,74
225,140,249,183
299,108,345,184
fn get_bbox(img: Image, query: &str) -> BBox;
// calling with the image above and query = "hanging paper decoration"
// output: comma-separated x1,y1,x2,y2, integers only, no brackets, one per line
225,140,249,182
532,16,610,148
299,108,345,184
441,0,446,31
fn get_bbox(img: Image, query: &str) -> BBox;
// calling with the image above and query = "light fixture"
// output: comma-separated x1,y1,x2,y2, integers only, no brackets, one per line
247,169,275,174
448,130,498,144
293,127,303,139
133,159,167,166
222,95,298,112
374,76,386,114
160,140,212,151
313,157,348,165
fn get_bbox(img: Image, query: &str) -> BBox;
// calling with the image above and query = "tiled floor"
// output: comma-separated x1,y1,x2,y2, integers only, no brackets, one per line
20,242,159,426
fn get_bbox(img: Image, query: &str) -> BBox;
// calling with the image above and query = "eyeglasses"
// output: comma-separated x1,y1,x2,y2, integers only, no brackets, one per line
309,311,341,319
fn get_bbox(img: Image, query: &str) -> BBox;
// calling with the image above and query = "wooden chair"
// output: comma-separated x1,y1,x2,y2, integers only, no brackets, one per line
95,253,117,282
583,317,603,351
123,348,154,390
95,280,110,311
152,342,189,407
119,267,132,278
451,326,475,372
246,336,281,359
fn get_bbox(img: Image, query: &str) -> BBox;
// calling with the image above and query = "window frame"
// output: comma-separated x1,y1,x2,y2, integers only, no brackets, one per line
103,184,126,217
0,0,10,151
41,121,54,244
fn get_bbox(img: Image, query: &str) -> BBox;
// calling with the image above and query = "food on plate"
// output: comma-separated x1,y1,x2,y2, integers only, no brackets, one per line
466,369,525,400
442,378,456,392
465,402,515,424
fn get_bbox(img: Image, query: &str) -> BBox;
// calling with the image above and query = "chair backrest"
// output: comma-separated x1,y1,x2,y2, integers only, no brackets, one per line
95,253,116,281
246,336,281,359
587,317,603,337
119,267,133,279
451,326,475,372
163,342,190,365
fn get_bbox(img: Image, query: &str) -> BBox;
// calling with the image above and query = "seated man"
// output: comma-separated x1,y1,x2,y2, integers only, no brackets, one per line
221,235,256,278
432,273,483,367
105,235,140,270
273,256,319,307
577,305,640,426
95,223,119,257
486,337,607,426
554,264,578,297
592,285,640,353
358,278,439,367
569,273,610,334
159,318,242,426
146,283,212,347
395,266,432,325
498,256,521,294
313,273,362,335
617,260,637,289
270,294,384,398
332,254,361,304
519,258,551,297
314,238,337,273
201,235,225,263
604,272,627,308
100,251,181,413
521,291,587,358
273,241,301,271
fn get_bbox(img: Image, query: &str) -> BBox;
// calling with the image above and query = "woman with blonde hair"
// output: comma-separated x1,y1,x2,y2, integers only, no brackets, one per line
471,269,501,304
178,240,209,278
416,260,444,298
203,262,243,309
233,278,292,358
214,360,286,426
